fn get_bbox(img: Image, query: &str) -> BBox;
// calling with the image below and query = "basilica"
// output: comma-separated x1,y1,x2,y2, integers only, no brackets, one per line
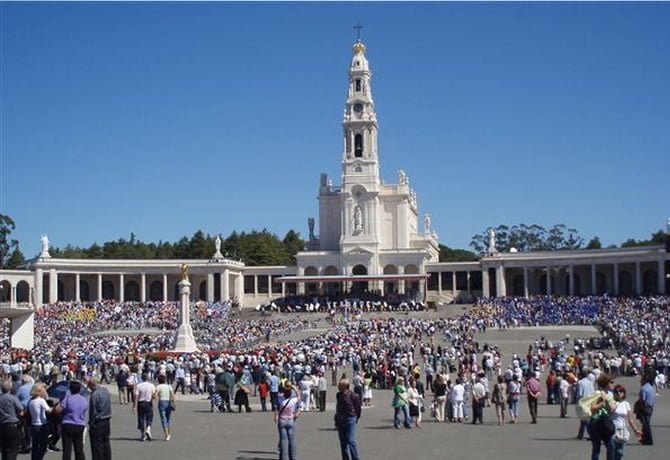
1,39,669,348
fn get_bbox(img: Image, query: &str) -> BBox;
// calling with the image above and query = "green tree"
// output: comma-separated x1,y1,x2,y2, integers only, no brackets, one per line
438,244,478,262
6,247,25,268
620,229,664,247
470,223,584,254
0,214,20,268
282,230,305,265
585,236,602,249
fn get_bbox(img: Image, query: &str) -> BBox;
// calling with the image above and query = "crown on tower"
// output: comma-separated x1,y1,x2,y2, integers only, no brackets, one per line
352,40,366,55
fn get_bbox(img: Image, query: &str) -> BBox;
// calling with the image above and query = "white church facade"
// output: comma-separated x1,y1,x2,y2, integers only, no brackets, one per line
1,38,669,348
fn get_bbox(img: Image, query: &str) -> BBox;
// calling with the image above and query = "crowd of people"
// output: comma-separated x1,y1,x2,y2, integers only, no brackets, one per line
0,294,668,460
261,293,427,314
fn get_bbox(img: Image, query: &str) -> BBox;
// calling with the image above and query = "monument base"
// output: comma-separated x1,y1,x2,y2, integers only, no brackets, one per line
174,323,199,353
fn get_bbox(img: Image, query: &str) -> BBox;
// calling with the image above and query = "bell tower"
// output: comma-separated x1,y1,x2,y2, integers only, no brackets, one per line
341,38,380,191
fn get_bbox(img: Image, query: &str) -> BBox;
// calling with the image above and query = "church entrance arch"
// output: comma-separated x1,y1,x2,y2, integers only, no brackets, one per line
149,281,163,301
323,266,340,296
383,265,398,295
405,264,419,297
125,281,140,302
16,281,30,303
304,266,319,295
351,265,368,296
0,280,9,302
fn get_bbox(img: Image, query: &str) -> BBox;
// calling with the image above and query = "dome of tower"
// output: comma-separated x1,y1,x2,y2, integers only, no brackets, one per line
350,40,369,72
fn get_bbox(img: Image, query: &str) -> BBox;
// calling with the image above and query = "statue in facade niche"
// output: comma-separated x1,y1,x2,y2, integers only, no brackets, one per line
215,235,222,253
354,206,363,232
308,217,315,241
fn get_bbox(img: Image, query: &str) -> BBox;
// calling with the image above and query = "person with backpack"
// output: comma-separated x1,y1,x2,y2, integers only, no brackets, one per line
588,374,616,460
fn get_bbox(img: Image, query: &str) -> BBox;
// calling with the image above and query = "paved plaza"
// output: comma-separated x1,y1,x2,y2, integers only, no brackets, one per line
31,315,670,460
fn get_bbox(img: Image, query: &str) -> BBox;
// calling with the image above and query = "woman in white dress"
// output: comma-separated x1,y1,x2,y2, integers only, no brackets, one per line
610,384,642,460
363,372,373,407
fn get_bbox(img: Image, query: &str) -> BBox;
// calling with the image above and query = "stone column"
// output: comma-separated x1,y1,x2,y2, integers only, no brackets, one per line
398,266,405,295
546,266,552,296
635,262,642,295
236,274,244,304
174,278,198,353
140,274,146,302
482,269,490,298
437,271,442,295
658,260,666,295
49,269,57,303
119,274,124,302
466,271,471,294
523,267,529,298
207,273,214,302
75,274,80,302
613,263,619,295
297,267,305,295
97,274,103,301
495,265,507,297
254,275,258,296
162,274,168,301
35,268,43,307
591,264,597,295
267,275,273,296
10,285,16,308
569,265,575,296
451,271,456,297
221,269,230,301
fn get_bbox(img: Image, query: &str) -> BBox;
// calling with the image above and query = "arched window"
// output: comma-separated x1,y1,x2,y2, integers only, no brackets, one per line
102,281,115,300
354,134,363,158
355,79,361,92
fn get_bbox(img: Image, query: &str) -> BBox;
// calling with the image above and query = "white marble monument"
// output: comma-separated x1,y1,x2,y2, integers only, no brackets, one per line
173,264,199,353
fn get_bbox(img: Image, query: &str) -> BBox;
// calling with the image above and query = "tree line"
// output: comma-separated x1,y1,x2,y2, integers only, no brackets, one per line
0,213,664,269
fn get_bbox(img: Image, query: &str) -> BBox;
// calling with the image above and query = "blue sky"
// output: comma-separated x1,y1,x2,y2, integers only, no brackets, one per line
1,2,669,258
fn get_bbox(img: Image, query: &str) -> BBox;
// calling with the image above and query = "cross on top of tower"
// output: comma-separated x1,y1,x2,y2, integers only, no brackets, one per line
354,23,363,41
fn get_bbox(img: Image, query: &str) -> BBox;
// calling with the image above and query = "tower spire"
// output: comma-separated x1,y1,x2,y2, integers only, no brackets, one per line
353,23,363,41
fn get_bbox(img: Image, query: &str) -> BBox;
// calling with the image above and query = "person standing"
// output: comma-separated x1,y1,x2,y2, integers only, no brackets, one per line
491,375,506,426
637,370,656,445
451,377,465,423
258,376,270,412
392,376,412,429
588,374,615,460
269,372,281,412
133,372,156,442
317,373,328,412
576,370,596,439
471,374,486,425
335,377,361,460
58,381,88,460
155,374,175,441
274,385,301,460
28,383,53,460
0,378,24,460
86,378,112,460
526,371,541,424
432,374,447,422
610,385,641,460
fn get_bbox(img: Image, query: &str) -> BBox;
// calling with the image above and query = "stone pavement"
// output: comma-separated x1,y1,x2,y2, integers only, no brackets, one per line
30,321,670,460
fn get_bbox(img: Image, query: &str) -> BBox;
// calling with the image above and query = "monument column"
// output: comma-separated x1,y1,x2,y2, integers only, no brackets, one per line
35,268,43,307
635,262,642,295
524,267,529,298
221,269,229,301
162,274,168,301
140,274,146,302
207,273,214,302
75,274,80,302
119,274,124,302
97,274,102,301
49,269,57,303
174,264,198,353
482,269,490,297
